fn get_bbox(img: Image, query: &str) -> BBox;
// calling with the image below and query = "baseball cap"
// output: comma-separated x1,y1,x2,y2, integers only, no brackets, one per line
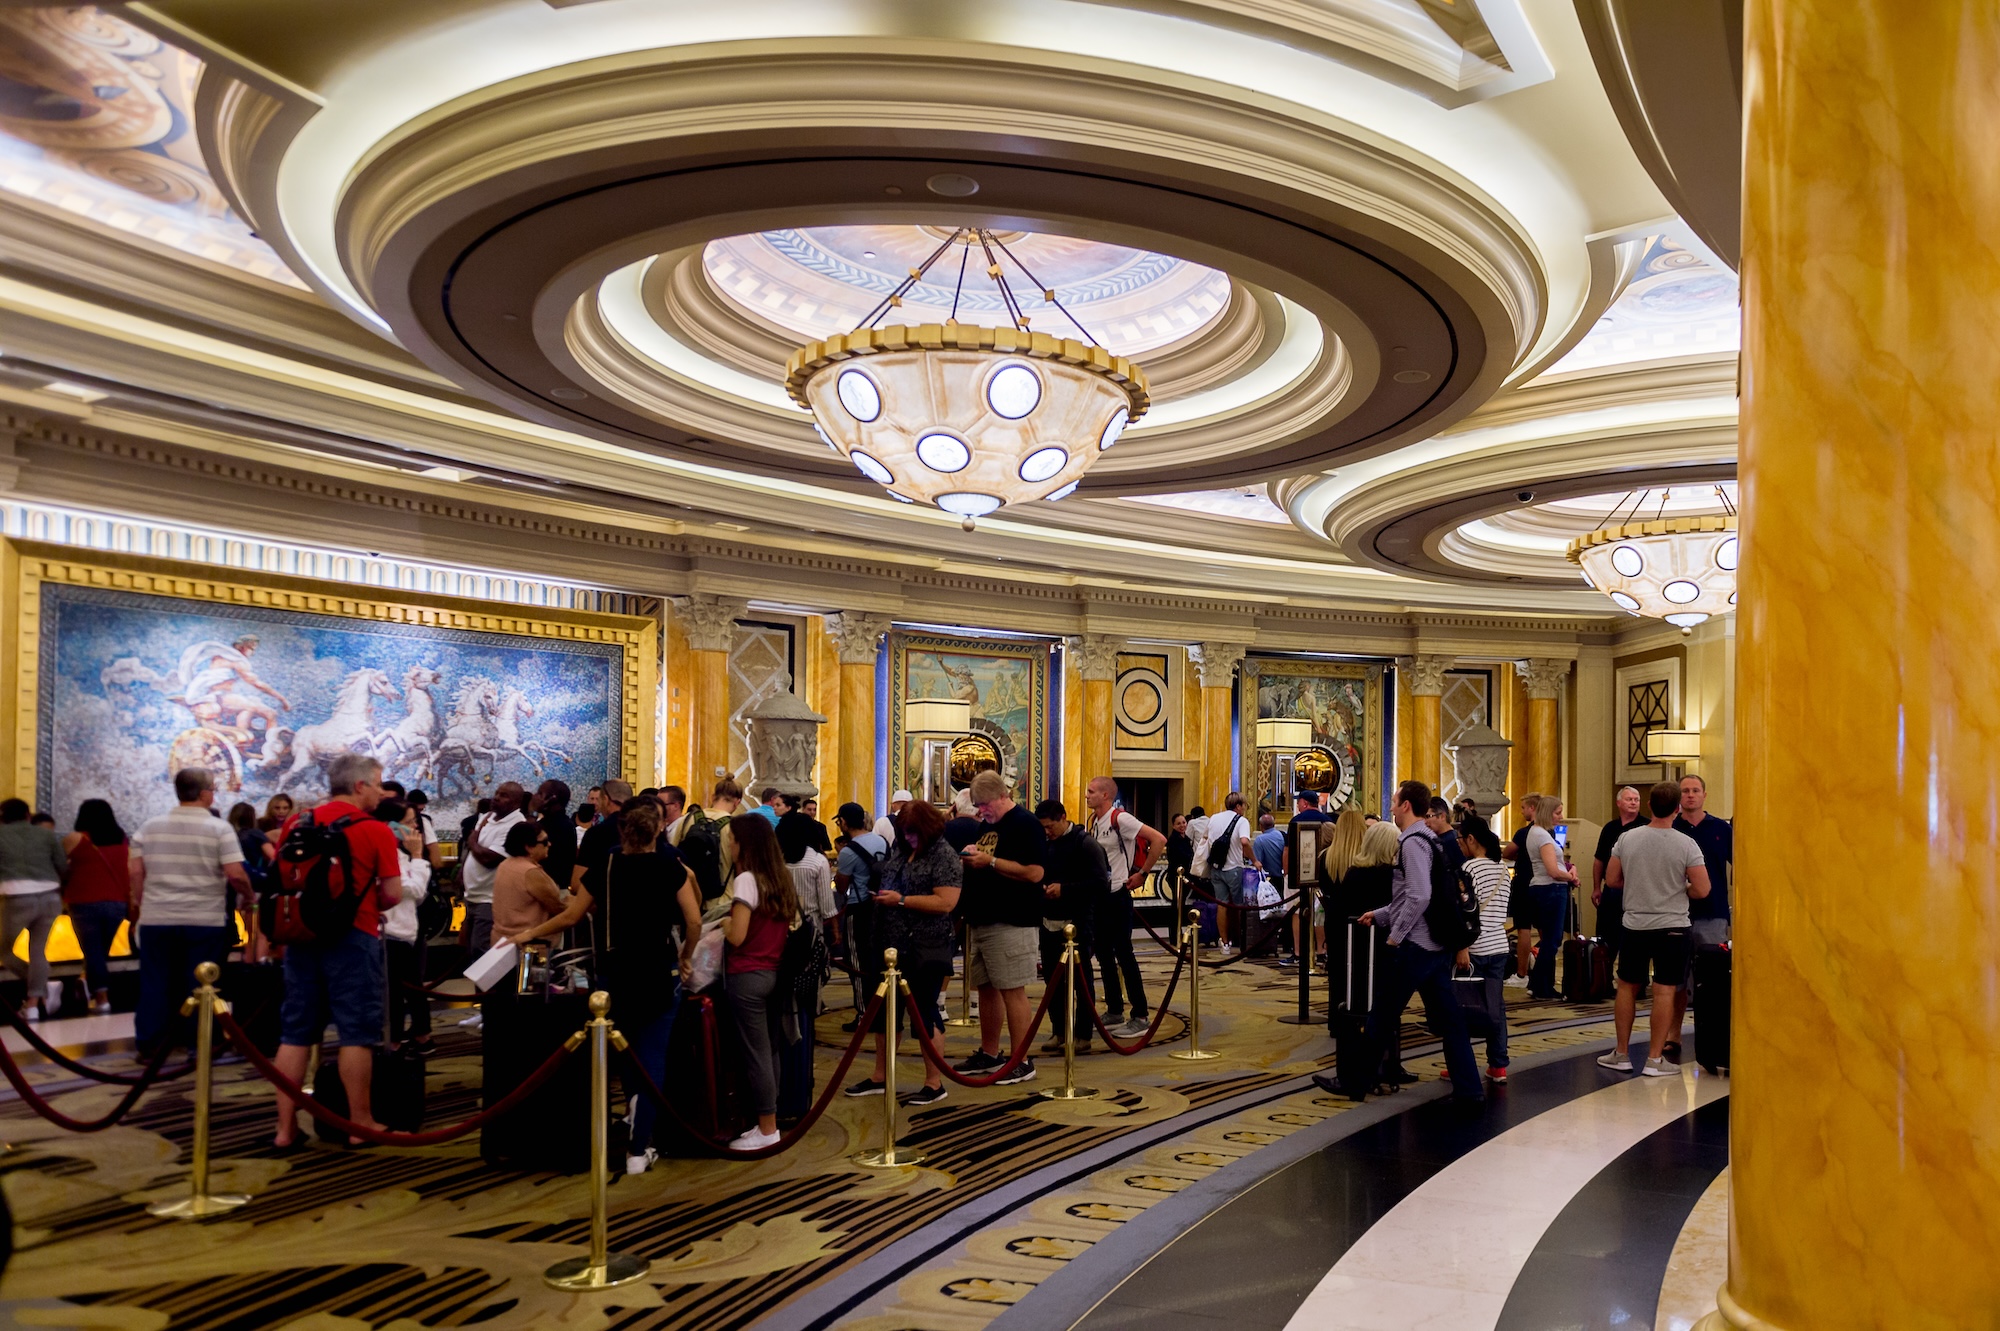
891,789,915,804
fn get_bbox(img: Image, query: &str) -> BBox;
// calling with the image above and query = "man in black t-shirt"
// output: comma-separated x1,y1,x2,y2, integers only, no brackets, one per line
532,779,576,895
1592,785,1644,973
954,771,1046,1085
1035,798,1108,1054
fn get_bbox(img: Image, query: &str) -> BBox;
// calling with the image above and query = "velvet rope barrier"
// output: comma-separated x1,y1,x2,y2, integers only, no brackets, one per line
1079,944,1190,1054
0,1035,181,1133
902,974,1060,1088
1134,911,1259,971
215,1010,577,1147
616,988,886,1161
2,1008,197,1086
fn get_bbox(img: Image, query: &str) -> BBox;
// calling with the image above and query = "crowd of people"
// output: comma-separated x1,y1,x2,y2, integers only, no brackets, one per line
0,751,1728,1158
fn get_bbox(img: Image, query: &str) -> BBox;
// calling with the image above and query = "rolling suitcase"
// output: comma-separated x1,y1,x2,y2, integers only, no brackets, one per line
657,992,750,1155
311,964,427,1144
480,987,595,1171
223,911,285,1057
1693,943,1732,1072
1332,920,1386,1100
1562,936,1614,1002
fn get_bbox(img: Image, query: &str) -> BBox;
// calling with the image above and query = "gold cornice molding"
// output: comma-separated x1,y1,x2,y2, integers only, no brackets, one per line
328,40,1542,366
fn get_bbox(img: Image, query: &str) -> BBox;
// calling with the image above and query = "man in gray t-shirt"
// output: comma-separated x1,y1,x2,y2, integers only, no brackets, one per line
1598,782,1711,1077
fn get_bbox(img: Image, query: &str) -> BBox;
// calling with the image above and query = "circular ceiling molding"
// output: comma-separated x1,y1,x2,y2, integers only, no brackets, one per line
326,44,1544,496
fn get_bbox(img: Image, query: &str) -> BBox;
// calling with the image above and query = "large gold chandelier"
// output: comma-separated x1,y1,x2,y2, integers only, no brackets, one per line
1567,486,1738,630
785,228,1150,528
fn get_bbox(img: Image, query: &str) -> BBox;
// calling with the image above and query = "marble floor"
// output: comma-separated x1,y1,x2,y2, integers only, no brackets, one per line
1060,1035,1732,1331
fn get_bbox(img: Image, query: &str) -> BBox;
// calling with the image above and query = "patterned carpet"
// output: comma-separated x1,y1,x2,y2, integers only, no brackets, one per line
0,944,1625,1331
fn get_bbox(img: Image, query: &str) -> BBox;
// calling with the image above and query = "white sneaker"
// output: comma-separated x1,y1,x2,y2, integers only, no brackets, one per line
728,1127,781,1151
1503,975,1529,989
1640,1057,1676,1077
459,1012,483,1030
20,1004,39,1023
43,982,62,1018
625,1147,658,1175
1596,1050,1632,1072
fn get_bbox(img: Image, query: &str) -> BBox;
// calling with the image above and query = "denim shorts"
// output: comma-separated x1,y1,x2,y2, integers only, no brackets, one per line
1214,866,1251,905
281,926,386,1048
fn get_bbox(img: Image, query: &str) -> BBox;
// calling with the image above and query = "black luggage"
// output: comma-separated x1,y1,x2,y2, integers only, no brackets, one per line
480,987,594,1171
311,1044,427,1142
1693,943,1732,1072
1562,936,1614,1002
223,959,286,1058
1332,919,1386,1100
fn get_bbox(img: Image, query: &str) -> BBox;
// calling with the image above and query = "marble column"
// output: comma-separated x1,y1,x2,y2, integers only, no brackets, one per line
1069,634,1123,806
1401,654,1450,789
1516,658,1568,808
1189,642,1246,812
1713,4,2000,1327
829,612,893,814
671,594,743,789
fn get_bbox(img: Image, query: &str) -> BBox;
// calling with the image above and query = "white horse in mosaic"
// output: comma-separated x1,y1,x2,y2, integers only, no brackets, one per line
432,676,501,795
492,685,572,776
372,663,444,780
267,667,400,791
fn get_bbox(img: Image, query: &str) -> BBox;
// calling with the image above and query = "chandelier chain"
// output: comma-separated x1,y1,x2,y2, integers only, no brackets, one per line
850,226,1106,347
986,231,1103,346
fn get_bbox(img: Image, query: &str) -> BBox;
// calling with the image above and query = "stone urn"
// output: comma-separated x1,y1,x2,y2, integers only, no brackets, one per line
744,673,828,801
1446,722,1514,818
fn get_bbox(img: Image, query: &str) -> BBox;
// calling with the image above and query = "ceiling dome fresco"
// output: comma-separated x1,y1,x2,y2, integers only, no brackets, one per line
703,226,1233,357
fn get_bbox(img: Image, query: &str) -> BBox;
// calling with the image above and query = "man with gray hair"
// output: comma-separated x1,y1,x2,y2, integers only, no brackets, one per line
954,770,1047,1085
270,751,405,1148
130,766,254,1052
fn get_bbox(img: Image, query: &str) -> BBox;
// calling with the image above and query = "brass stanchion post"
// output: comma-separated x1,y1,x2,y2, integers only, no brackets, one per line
1038,924,1098,1101
544,992,651,1290
853,948,926,1168
149,962,249,1219
1170,910,1220,1062
947,919,977,1027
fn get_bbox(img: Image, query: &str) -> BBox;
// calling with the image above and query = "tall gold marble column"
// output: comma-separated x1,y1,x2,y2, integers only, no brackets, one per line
1189,642,1246,812
1402,654,1449,788
671,594,743,791
1714,4,2000,1326
1069,634,1123,806
1516,658,1567,808
829,613,892,814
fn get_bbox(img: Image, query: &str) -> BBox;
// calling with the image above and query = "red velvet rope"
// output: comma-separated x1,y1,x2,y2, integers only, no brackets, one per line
616,988,886,1160
902,973,1060,1087
216,1010,576,1146
1079,944,1190,1053
0,1032,181,1132
2,1007,197,1086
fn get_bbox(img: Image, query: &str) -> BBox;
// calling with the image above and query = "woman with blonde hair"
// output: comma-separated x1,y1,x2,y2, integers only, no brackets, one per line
722,812,802,1150
1522,796,1578,999
1322,810,1413,1082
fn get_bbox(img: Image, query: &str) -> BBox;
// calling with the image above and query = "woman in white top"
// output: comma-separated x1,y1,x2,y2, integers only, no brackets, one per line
375,799,434,1052
1523,798,1579,999
1455,814,1512,1082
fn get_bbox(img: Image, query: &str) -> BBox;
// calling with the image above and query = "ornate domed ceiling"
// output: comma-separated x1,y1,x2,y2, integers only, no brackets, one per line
702,227,1232,357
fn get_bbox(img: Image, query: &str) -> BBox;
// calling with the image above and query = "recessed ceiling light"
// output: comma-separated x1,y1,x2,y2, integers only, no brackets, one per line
549,387,588,400
1392,369,1432,384
862,250,876,259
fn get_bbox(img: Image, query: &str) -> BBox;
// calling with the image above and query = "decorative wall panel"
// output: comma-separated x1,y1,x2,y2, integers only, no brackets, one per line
6,542,653,831
1439,667,1493,804
726,619,797,788
888,633,1051,804
1113,649,1175,754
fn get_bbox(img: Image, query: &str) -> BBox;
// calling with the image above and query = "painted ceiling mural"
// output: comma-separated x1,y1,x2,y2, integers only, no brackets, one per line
703,226,1233,357
1552,235,1739,373
0,6,300,285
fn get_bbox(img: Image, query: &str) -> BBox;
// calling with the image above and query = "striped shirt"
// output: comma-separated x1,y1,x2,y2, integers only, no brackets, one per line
1465,857,1512,956
133,807,243,927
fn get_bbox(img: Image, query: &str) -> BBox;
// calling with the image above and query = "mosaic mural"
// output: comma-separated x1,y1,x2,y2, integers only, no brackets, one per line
1242,659,1381,818
703,226,1231,356
0,6,298,283
37,584,622,829
889,633,1050,803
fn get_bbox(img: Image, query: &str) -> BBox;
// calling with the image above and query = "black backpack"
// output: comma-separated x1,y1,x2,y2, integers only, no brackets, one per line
272,810,364,945
677,808,725,901
842,835,888,906
1420,832,1479,952
778,913,827,1011
1206,812,1243,870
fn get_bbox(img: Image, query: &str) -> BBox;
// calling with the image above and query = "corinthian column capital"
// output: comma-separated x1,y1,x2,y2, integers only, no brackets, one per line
1516,657,1570,701
673,594,747,653
1067,634,1125,682
1399,653,1452,697
828,612,896,666
1189,641,1248,689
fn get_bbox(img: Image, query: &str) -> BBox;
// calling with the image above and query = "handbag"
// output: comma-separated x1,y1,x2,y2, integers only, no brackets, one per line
686,919,727,993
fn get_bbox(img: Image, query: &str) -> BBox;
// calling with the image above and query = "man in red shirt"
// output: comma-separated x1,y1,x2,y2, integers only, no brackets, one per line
271,753,404,1147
